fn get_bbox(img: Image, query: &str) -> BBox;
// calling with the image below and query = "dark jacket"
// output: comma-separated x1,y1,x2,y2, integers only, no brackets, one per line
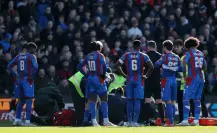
145,50,162,86
34,85,65,109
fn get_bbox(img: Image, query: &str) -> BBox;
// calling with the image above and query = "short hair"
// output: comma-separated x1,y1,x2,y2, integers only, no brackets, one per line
173,39,183,46
27,42,37,49
133,40,141,49
163,40,173,51
147,40,156,48
184,37,200,49
90,41,98,51
22,43,28,49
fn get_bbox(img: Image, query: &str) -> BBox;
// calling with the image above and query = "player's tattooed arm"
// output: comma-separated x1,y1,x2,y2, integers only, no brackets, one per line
116,61,127,78
143,60,154,79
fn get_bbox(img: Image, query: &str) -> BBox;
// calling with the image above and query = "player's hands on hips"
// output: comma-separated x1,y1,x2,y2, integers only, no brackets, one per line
142,75,148,79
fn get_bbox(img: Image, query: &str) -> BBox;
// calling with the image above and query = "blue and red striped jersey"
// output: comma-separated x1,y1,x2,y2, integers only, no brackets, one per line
155,52,183,78
184,49,206,78
7,52,38,79
119,50,150,82
77,51,107,77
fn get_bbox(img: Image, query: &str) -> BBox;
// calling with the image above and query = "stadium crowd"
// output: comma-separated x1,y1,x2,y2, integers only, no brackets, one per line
0,0,217,97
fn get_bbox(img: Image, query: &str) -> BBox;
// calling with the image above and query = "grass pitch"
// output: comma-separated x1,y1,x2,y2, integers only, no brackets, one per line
0,126,217,133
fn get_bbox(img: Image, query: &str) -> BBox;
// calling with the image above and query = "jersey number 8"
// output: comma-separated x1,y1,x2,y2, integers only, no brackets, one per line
132,60,138,71
88,61,96,71
20,60,25,71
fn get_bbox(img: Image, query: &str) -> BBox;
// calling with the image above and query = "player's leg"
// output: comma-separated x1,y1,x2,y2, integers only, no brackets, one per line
162,79,173,126
125,82,133,126
88,87,98,126
83,84,90,125
132,83,143,126
144,85,152,125
14,80,25,126
154,84,165,125
99,83,116,126
83,100,90,123
192,78,204,125
22,79,34,125
177,78,194,126
171,79,177,119
177,81,183,123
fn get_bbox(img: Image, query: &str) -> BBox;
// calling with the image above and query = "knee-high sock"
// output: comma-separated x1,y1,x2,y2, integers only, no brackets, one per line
133,99,141,123
16,100,26,119
172,104,176,118
127,99,133,123
83,109,89,122
194,100,201,121
89,101,96,120
158,103,165,122
100,102,108,118
183,100,190,121
166,103,173,124
26,99,32,121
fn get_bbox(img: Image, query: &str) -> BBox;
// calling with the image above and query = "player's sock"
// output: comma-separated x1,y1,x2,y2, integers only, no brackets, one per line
166,103,173,124
144,103,151,121
100,101,109,123
158,103,165,123
183,100,190,122
15,100,25,121
172,104,176,118
26,99,33,122
89,101,96,120
127,99,133,123
194,100,201,122
133,99,141,123
83,109,89,122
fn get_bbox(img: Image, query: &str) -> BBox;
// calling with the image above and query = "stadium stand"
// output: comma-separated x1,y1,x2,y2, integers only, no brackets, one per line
0,0,216,98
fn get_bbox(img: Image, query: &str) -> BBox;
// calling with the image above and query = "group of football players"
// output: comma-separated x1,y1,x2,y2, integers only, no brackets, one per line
77,37,206,127
7,36,206,127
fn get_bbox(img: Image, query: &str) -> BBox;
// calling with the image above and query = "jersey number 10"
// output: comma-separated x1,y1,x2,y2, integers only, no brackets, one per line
88,61,96,71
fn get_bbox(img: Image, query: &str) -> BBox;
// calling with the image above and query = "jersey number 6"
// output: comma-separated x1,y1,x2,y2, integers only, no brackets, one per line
132,60,138,71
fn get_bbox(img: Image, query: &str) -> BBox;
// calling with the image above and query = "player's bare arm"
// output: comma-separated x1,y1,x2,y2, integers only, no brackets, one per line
116,61,127,78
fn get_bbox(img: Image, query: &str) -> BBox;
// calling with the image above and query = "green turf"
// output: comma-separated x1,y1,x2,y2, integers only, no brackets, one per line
0,126,217,133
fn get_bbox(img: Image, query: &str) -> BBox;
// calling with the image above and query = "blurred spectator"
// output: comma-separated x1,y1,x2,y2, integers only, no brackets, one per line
24,16,40,39
39,6,54,31
57,60,72,80
35,68,50,91
0,33,11,53
177,15,192,38
128,18,143,39
47,65,60,84
8,15,22,33
0,53,13,96
17,0,31,25
0,0,216,97
4,1,17,19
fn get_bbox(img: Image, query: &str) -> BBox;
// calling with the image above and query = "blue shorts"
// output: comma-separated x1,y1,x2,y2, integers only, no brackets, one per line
87,76,107,96
183,77,204,100
14,78,34,99
126,81,144,99
161,77,177,101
